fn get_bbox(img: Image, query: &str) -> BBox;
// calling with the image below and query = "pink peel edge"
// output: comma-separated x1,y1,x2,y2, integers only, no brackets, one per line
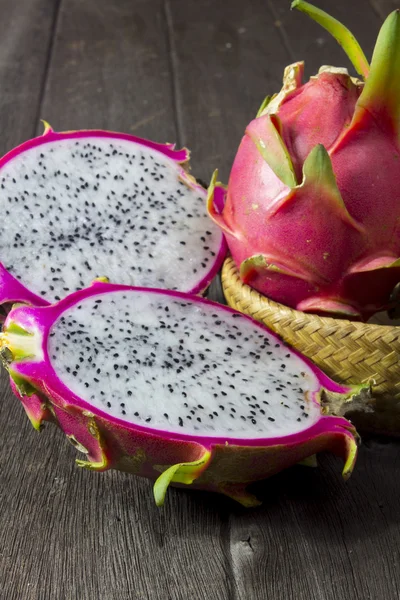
0,127,190,168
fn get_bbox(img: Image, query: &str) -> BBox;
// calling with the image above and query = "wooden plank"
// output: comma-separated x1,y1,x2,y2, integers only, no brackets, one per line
0,0,60,595
165,0,291,184
228,445,400,600
38,0,177,142
0,0,59,154
0,1,231,599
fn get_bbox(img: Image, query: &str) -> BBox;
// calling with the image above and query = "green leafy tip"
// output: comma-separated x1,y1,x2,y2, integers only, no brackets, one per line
0,327,37,361
354,9,400,133
206,170,236,238
291,1,370,79
247,115,297,188
153,451,211,507
206,169,218,215
256,95,272,118
8,371,38,397
300,144,364,233
240,254,315,284
41,120,53,135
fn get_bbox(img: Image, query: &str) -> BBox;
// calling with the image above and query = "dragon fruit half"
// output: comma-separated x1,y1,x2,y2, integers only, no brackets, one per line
0,124,225,309
0,282,365,506
208,2,400,320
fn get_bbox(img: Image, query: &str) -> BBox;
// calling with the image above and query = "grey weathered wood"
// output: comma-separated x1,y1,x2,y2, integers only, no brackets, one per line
1,1,400,599
38,0,177,141
226,444,400,600
165,0,291,184
0,1,62,595
0,0,59,154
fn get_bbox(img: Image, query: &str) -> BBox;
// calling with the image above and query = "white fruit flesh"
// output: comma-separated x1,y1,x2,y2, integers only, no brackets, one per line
0,137,222,300
47,290,322,439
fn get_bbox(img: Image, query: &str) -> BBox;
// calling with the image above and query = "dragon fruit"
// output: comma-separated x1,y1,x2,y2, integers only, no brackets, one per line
0,281,365,506
0,124,225,308
208,2,400,320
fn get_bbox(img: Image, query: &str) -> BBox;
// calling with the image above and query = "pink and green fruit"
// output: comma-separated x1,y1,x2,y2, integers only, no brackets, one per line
0,282,366,506
208,2,400,320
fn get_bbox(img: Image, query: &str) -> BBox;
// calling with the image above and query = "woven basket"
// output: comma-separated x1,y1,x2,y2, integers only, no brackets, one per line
221,256,400,436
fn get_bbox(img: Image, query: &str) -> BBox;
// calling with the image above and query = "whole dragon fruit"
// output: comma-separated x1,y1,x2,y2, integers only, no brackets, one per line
0,282,364,506
208,2,400,320
0,124,225,308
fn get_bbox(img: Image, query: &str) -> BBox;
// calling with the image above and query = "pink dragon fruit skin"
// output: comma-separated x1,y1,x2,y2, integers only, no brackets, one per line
208,5,400,320
0,123,226,307
8,378,53,431
1,281,362,506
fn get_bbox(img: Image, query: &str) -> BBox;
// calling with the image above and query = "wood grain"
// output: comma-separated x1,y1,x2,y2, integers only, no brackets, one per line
224,444,400,600
0,1,400,599
0,0,59,154
165,0,291,184
39,0,177,142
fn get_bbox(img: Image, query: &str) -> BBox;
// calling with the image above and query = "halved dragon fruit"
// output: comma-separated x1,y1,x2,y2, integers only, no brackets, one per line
0,282,365,506
0,124,225,308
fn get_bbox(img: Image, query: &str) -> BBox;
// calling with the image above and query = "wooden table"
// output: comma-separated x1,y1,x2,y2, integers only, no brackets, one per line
1,0,399,598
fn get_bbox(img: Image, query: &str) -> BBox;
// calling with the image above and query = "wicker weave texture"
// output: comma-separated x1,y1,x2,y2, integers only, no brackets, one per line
221,257,400,401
